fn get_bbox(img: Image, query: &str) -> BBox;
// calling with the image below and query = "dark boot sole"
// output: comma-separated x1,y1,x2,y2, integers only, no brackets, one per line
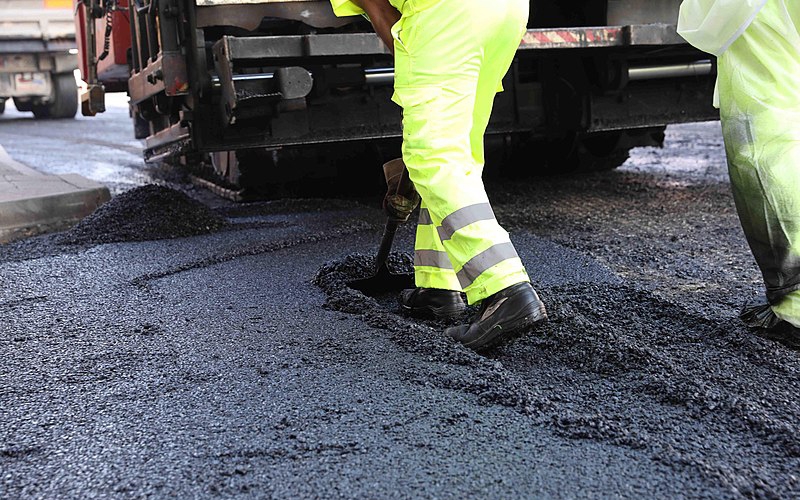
463,301,548,352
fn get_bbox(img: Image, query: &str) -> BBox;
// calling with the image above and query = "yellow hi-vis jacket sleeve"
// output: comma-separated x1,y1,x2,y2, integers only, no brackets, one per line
677,0,767,56
330,0,365,17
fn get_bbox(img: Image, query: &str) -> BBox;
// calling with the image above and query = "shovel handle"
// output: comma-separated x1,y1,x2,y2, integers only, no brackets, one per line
374,220,399,272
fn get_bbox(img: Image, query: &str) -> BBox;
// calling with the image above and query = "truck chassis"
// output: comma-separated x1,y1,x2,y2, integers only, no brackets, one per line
77,0,718,192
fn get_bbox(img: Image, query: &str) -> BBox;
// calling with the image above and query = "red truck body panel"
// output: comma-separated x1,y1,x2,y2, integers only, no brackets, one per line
74,0,130,91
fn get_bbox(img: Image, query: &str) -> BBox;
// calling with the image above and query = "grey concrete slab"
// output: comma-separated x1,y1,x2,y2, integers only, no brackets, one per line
0,145,110,243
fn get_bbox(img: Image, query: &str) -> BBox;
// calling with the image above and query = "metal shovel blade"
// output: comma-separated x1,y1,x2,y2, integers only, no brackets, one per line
348,219,415,295
348,262,415,295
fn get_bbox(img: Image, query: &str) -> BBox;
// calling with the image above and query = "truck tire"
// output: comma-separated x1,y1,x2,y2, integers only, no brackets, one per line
577,127,666,172
32,73,78,119
504,127,666,177
0,99,5,114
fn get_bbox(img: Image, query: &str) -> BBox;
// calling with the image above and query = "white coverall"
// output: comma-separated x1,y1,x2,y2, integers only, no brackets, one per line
679,0,800,327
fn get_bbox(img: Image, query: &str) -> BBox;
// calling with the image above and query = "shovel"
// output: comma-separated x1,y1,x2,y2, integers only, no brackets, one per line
348,219,415,295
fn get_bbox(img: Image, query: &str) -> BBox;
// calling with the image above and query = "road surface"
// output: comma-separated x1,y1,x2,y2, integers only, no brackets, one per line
1,102,798,499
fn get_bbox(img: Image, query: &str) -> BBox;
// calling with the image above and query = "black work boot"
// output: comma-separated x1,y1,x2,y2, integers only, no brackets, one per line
446,282,547,352
399,288,466,320
740,299,800,349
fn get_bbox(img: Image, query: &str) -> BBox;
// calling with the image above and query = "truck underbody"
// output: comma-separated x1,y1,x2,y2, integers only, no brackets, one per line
78,0,718,195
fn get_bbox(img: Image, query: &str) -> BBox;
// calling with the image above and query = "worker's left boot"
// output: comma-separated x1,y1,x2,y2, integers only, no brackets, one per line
399,287,466,319
446,282,547,352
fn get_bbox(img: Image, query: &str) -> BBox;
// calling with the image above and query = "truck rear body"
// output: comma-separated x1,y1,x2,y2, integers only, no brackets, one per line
0,0,77,118
76,0,718,189
0,0,79,117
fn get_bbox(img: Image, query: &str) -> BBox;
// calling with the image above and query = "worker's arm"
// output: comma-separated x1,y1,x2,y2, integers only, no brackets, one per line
348,0,402,54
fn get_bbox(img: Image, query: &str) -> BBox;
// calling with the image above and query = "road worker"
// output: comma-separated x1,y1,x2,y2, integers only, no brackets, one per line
330,0,548,350
678,0,800,347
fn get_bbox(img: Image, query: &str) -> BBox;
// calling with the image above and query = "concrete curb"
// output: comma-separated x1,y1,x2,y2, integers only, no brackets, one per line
0,146,110,243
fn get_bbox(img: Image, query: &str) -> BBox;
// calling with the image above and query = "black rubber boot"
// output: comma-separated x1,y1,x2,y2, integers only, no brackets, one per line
740,299,800,349
446,282,547,352
399,288,466,319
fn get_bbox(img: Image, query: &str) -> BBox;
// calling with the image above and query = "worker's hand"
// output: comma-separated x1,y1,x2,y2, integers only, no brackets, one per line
351,0,401,54
383,158,420,223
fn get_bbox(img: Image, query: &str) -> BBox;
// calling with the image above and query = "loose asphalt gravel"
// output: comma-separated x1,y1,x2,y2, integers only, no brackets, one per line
57,185,228,245
2,121,800,499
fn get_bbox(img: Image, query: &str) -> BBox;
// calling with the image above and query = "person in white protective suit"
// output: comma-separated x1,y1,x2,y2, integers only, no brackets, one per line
678,0,800,347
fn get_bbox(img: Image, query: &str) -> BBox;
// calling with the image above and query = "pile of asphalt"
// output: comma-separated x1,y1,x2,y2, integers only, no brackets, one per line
313,252,473,325
315,247,800,498
314,253,556,415
58,185,227,245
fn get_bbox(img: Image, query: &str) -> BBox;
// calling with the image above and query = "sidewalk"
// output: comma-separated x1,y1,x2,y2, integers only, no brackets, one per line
0,145,109,243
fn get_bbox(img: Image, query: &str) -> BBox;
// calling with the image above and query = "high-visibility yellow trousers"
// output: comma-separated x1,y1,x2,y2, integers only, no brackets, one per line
391,0,531,305
717,0,800,326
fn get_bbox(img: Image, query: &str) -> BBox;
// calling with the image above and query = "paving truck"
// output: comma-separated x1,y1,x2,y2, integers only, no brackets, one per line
74,0,717,195
0,0,79,119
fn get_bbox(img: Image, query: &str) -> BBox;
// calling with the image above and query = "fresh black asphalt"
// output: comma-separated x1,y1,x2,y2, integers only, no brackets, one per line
1,122,799,498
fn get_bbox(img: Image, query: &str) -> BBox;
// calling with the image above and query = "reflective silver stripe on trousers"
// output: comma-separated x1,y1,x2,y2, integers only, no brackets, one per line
418,208,433,225
457,242,519,288
437,203,496,241
414,250,454,269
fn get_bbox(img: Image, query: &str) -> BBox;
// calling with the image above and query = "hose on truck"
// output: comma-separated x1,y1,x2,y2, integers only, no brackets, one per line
98,0,117,61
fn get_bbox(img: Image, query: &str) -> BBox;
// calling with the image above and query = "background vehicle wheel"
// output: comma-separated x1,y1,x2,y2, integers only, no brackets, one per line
501,127,666,177
32,73,78,119
0,99,5,114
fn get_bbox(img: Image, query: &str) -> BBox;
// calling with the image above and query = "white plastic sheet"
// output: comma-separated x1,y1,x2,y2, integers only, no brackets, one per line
677,0,768,55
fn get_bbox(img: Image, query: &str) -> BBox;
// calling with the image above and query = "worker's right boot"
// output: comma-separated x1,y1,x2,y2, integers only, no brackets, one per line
446,282,547,352
399,288,466,320
740,299,800,349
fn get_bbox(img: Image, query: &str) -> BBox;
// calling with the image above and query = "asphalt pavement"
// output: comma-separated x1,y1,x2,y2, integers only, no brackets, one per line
0,99,111,243
0,95,157,195
1,111,799,499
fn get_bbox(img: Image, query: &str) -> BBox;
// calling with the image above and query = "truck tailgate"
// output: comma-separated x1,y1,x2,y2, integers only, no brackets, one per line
0,3,75,41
